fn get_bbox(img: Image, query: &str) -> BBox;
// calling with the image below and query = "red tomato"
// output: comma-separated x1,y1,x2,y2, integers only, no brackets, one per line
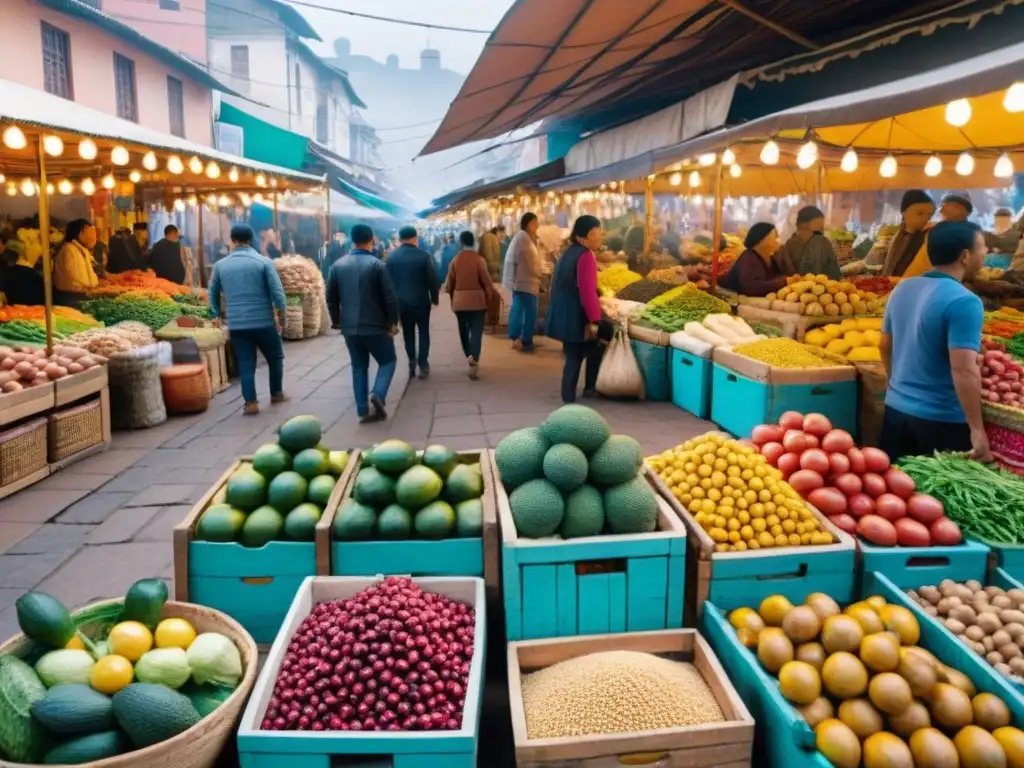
779,411,805,430
803,413,833,438
848,493,875,518
829,513,858,534
847,447,867,475
883,468,916,500
930,517,963,545
804,434,820,450
862,473,887,498
906,493,945,525
862,447,892,474
777,452,801,478
808,487,848,516
760,442,785,466
782,430,808,454
858,515,898,547
874,493,908,522
799,449,831,475
834,473,864,497
788,469,825,495
752,424,785,446
821,429,855,454
829,453,851,475
894,518,931,547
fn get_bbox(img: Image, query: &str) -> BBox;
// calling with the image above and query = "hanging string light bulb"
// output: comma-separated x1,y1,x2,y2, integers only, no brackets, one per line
78,139,97,160
167,155,184,174
173,199,186,212
729,163,742,178
955,151,974,176
669,172,682,186
19,178,35,196
205,161,221,179
228,166,239,183
218,194,231,207
760,140,780,165
840,148,859,173
129,170,141,183
45,183,54,195
2,126,27,150
142,151,158,171
995,153,1014,179
879,155,898,178
81,178,96,195
255,173,267,187
796,141,818,170
692,194,703,205
722,148,736,165
688,171,701,188
101,173,116,190
111,146,130,166
57,179,72,195
944,99,972,127
698,153,717,167
5,183,15,197
42,135,64,157
187,156,203,174
924,156,942,177
1004,83,1024,113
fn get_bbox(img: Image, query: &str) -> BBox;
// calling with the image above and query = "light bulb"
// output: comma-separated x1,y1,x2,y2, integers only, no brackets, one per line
955,151,974,176
173,199,186,212
167,155,184,174
46,183,54,195
42,135,63,157
256,173,267,187
840,148,859,173
81,178,95,195
5,184,15,197
111,146,130,166
57,179,72,195
253,192,264,203
187,195,198,207
688,171,701,188
188,156,203,174
205,162,220,179
924,156,942,177
20,179,34,196
608,181,617,190
129,170,141,183
729,163,742,178
698,153,717,167
2,126,27,150
78,138,97,160
142,151,158,171
228,167,239,183
692,195,703,205
270,177,279,188
669,172,682,186
206,193,217,206
101,173,116,190
796,141,818,170
1005,83,1024,113
995,153,1015,179
646,174,655,181
239,192,251,206
0,174,4,184
945,99,972,127
722,148,736,165
218,195,231,206
760,140,780,165
880,155,897,178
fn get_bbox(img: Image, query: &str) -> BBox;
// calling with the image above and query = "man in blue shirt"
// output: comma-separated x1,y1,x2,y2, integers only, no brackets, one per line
326,224,400,423
880,220,991,462
386,225,439,380
209,224,288,415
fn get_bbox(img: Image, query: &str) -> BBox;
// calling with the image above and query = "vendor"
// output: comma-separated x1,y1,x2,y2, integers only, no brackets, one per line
780,206,841,279
986,208,1021,259
150,224,188,285
106,224,147,274
5,243,45,306
881,190,937,278
879,220,991,463
54,219,100,302
718,222,787,297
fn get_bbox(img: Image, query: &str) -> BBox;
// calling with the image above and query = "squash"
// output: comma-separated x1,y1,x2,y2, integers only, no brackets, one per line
848,346,882,362
0,655,48,762
15,591,76,649
804,329,829,347
856,317,883,331
122,578,169,629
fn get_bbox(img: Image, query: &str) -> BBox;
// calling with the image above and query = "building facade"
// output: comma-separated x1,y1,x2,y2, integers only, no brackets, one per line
87,0,207,62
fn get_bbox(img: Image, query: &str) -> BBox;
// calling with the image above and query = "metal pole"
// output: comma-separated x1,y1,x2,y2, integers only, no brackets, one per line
643,176,654,261
816,163,824,209
37,136,55,356
710,160,725,292
197,203,206,288
273,191,280,232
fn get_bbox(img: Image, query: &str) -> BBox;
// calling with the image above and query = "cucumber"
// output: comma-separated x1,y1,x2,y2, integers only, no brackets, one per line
122,578,169,629
16,591,76,648
44,730,129,764
0,655,48,763
31,683,115,734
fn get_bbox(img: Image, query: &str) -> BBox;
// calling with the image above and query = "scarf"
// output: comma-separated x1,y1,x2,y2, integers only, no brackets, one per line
882,225,927,277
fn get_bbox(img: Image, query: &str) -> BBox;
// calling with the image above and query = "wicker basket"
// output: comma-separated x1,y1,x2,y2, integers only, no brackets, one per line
0,417,48,487
282,306,304,340
0,599,258,768
108,343,168,429
160,363,212,415
48,399,103,462
301,293,320,339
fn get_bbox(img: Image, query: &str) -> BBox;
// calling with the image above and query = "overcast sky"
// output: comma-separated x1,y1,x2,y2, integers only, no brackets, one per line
291,0,513,75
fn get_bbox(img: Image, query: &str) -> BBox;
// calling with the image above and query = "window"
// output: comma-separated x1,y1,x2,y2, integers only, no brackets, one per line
229,45,250,94
167,76,185,138
158,0,181,8
294,63,302,116
316,104,328,144
41,22,72,99
113,53,137,122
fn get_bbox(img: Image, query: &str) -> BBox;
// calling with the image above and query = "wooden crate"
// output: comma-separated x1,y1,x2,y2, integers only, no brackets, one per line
647,467,856,622
498,468,686,641
236,575,486,768
508,629,754,768
857,538,990,596
0,381,54,427
202,342,229,394
53,364,107,407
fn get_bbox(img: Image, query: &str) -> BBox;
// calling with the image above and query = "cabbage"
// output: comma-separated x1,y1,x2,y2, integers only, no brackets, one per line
34,649,94,688
134,647,191,689
185,633,241,687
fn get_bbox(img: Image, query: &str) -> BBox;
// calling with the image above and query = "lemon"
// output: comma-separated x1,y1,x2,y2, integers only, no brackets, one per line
155,618,197,650
91,654,134,694
65,635,85,650
107,621,153,661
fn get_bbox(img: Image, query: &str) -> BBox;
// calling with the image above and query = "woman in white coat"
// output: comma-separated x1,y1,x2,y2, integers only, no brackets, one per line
502,212,542,351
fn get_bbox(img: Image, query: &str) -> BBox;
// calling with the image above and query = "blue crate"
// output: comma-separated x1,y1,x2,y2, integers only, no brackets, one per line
670,348,712,418
631,339,671,401
710,362,857,439
858,538,990,596
970,535,1024,584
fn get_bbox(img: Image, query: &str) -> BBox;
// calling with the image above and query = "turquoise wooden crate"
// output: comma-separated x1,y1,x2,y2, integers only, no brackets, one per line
857,538,990,596
497,471,686,641
971,535,1024,584
670,347,712,418
237,576,485,768
631,339,671,401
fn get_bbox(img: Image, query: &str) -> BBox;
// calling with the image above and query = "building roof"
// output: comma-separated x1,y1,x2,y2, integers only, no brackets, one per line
294,41,367,108
39,0,242,97
256,0,321,40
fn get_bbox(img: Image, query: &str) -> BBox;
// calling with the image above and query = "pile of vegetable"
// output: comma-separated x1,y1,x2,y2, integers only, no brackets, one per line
728,592,1024,768
0,306,102,346
766,275,886,317
598,296,645,322
260,576,474,732
645,265,690,285
1,579,241,763
496,405,658,540
648,431,835,552
80,296,183,331
852,276,898,296
732,338,849,369
898,454,1024,546
983,310,1024,341
668,313,763,357
613,279,675,303
804,319,884,363
639,284,731,332
87,270,196,300
749,412,961,547
1003,334,1024,361
908,579,1024,683
0,344,105,394
979,346,1024,408
195,415,350,546
62,321,156,357
596,263,641,294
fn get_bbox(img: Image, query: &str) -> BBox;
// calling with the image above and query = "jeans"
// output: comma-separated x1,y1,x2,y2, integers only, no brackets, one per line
399,308,431,370
508,291,538,348
561,340,603,403
344,334,398,417
455,310,486,361
879,405,971,464
231,326,284,403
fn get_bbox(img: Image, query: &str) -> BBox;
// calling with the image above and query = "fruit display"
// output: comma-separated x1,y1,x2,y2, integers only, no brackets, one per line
194,415,350,545
2,579,241,763
495,405,658,539
908,579,1024,683
332,441,484,542
521,650,724,738
804,319,884,362
639,284,732,332
732,338,850,369
646,265,690,285
647,431,835,552
0,343,106,394
727,592,1024,768
750,412,961,546
259,576,475,732
766,275,886,317
614,278,676,303
980,346,1024,408
984,310,1024,341
596,262,642,294
86,270,198,300
669,313,762,356
852,276,898,297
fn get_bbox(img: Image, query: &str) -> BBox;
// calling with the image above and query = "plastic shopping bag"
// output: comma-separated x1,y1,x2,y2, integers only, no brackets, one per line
596,324,645,399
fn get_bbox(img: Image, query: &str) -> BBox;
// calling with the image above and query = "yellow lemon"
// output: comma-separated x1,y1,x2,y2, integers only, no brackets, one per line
107,621,153,661
91,654,134,694
155,618,197,650
65,635,85,650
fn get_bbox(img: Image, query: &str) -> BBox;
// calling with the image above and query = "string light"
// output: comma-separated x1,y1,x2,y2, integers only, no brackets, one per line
19,178,35,196
669,172,682,186
0,174,5,184
2,126,27,150
796,141,818,170
270,177,278,188
692,195,703,205
142,151,158,171
167,155,184,174
187,156,202,174
698,153,716,167
111,146,130,166
608,181,617,190
721,148,736,165
995,153,1015,178
944,99,972,127
5,183,15,197
840,148,859,173
129,170,141,183
955,151,974,176
879,155,897,178
206,193,217,206
729,163,742,178
173,199,186,212
42,135,63,157
255,173,267,187
228,167,239,183
924,156,943,177
1005,83,1024,113
253,192,264,203
688,171,701,188
187,194,198,206
78,139,97,160
101,173,116,190
218,194,231,206
760,140,780,165
205,162,221,179
239,192,251,206
57,179,72,195
81,178,95,195
46,183,54,195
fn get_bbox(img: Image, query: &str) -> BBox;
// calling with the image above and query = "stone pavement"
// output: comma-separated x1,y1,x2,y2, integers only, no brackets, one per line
0,304,711,637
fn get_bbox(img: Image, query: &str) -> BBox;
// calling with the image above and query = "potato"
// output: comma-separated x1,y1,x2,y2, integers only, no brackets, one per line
940,579,958,595
937,598,955,615
1,380,23,393
945,618,967,635
949,606,977,626
66,362,83,374
997,662,1014,676
993,630,1013,648
1010,657,1024,676
1007,588,1024,603
956,584,975,601
965,625,987,642
925,605,939,617
986,586,1005,598
1001,609,1024,626
978,602,1001,615
984,636,996,652
1003,622,1024,638
919,586,942,605
976,642,989,656
966,580,983,593
988,651,1006,666
993,595,1014,609
0,358,15,371
1000,643,1022,660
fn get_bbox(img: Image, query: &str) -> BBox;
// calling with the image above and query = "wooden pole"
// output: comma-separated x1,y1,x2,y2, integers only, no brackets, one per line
325,181,332,242
273,191,280,232
197,203,206,288
37,137,55,356
710,160,725,292
643,175,654,260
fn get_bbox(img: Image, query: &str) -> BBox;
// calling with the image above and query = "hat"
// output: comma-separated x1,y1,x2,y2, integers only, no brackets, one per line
928,220,981,266
796,206,825,225
900,190,934,213
744,222,776,249
942,193,974,214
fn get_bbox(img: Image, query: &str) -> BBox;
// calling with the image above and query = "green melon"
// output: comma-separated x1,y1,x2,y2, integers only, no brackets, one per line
307,475,337,506
444,463,484,503
414,501,455,540
328,450,350,476
604,476,658,534
371,440,418,476
421,445,460,479
352,467,396,508
283,503,321,541
332,499,377,541
588,435,644,486
376,504,413,540
293,448,330,479
241,506,284,547
252,443,292,480
494,427,549,489
455,498,484,538
509,479,564,538
561,485,605,539
267,471,308,512
541,404,610,456
395,465,443,510
277,415,322,454
224,469,266,511
542,443,589,492
195,504,246,542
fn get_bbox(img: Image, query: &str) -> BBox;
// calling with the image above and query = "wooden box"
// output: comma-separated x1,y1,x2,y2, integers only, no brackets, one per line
857,538,990,595
202,343,229,394
508,629,754,768
236,576,486,768
54,364,108,407
498,469,686,641
0,381,54,426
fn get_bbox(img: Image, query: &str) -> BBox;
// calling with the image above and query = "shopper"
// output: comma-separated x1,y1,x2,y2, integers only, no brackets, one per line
478,226,503,281
502,212,543,351
150,225,189,285
438,234,459,281
322,230,349,281
208,224,289,415
327,224,400,423
881,190,936,277
781,206,841,279
718,223,788,297
387,225,440,379
879,220,990,463
54,219,100,302
446,231,495,380
546,215,605,403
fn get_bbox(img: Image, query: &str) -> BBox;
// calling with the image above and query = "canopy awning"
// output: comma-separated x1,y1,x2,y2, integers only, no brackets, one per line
332,177,409,219
426,159,567,214
255,191,393,220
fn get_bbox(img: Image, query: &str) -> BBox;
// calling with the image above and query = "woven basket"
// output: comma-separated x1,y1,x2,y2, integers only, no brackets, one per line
48,399,103,462
983,401,1024,433
627,323,671,346
0,417,47,486
160,363,212,415
0,599,258,768
108,343,168,429
302,293,320,334
282,306,304,340
318,295,330,335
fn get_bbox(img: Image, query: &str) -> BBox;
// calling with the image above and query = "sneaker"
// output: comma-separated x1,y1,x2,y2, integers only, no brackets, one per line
418,366,430,380
271,393,290,404
243,402,260,415
370,394,387,421
468,358,479,381
582,388,597,399
409,366,417,379
358,413,377,424
511,339,523,351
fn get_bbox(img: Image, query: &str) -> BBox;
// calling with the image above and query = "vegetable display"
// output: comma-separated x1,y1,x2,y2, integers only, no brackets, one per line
639,284,731,332
259,576,475,732
613,278,676,303
766,275,887,317
732,338,850,369
80,296,184,330
852,276,898,296
647,431,835,551
804,319,884,362
86,270,198,300
596,263,642,294
979,346,1024,407
0,343,105,394
750,412,960,547
983,309,1024,341
669,313,764,357
645,265,690,285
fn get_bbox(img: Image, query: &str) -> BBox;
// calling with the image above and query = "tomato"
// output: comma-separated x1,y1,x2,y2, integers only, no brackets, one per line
788,469,825,495
874,493,908,522
800,449,831,475
930,517,963,546
821,429,855,454
752,424,785,446
861,447,892,474
803,413,833,438
760,442,785,466
848,493,875,518
862,472,887,498
777,452,801,478
847,447,867,475
804,434,820,450
834,473,863,497
828,513,858,534
829,453,851,476
807,487,848,515
906,493,945,525
779,411,805,430
894,518,931,547
883,468,916,500
858,515,898,547
782,430,808,454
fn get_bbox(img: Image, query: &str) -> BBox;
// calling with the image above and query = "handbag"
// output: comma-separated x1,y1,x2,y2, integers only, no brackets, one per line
595,323,645,399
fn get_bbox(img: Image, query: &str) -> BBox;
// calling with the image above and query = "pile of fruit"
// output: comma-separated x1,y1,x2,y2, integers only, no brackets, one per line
333,441,484,542
86,270,197,300
2,579,242,763
640,284,731,332
646,266,689,285
766,275,886,317
852,276,898,297
495,405,658,539
0,343,106,394
729,592,1024,768
980,346,1024,408
614,279,676,303
259,576,474,732
647,432,834,552
750,412,961,547
804,319,884,363
596,263,641,294
732,338,849,369
195,415,350,545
